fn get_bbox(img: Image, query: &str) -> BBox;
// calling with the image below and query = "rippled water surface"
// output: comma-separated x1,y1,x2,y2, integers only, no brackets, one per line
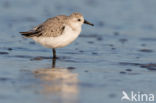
1,0,156,103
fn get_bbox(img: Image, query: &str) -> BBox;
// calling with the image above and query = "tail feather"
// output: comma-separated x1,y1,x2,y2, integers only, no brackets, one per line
19,30,41,37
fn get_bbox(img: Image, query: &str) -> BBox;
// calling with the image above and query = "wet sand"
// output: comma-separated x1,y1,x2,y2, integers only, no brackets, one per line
1,0,156,103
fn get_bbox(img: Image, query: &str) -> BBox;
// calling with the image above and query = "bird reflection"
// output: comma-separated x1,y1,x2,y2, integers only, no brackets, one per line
33,59,79,103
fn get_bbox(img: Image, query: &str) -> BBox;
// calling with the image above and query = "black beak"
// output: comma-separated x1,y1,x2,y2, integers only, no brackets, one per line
84,19,94,26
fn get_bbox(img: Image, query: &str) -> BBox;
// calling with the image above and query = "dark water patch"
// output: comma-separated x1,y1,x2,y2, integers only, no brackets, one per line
63,51,79,54
97,21,105,27
59,57,100,63
142,24,154,30
31,57,43,61
79,82,105,88
31,56,52,61
75,49,85,53
120,71,140,75
8,54,51,61
30,56,52,61
140,38,156,42
109,93,117,98
125,69,132,72
0,77,15,83
75,48,78,50
11,35,16,38
79,50,84,53
18,40,22,43
3,1,10,8
14,55,33,59
138,49,153,53
75,42,79,45
140,64,156,71
92,52,98,55
136,56,140,59
120,62,141,66
119,38,128,44
120,71,126,74
87,41,94,44
96,36,103,41
111,47,116,50
108,44,114,47
7,48,13,51
141,43,146,47
80,34,103,41
114,32,120,36
84,70,89,72
57,56,71,60
20,69,32,72
13,47,48,52
80,34,101,39
75,59,103,63
120,62,156,71
0,77,9,82
29,41,36,45
12,47,30,51
67,67,76,70
0,47,13,51
0,51,9,55
62,59,77,63
127,73,140,75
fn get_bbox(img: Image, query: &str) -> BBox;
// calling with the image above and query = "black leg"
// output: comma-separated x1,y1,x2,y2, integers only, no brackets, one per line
52,57,56,68
52,48,57,68
52,48,56,59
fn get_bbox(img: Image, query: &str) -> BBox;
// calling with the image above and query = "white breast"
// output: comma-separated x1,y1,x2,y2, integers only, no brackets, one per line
32,25,81,48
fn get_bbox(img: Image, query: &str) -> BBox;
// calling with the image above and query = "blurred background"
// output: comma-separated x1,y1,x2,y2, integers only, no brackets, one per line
0,0,156,103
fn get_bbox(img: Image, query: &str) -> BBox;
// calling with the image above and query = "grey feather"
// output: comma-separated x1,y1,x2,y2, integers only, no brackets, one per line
20,15,67,37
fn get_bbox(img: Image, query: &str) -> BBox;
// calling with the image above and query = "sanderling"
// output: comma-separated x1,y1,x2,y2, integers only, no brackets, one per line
20,12,94,59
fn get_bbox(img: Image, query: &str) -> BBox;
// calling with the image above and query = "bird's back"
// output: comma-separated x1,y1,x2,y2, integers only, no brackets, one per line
20,15,68,37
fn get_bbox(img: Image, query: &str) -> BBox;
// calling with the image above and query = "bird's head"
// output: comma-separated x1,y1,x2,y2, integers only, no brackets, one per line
68,12,94,29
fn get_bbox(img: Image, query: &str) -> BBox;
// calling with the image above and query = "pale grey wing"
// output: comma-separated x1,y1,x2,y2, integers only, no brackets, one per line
41,24,66,37
20,15,67,37
40,16,67,37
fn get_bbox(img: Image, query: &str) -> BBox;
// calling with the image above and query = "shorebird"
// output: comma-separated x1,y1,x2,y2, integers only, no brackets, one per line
20,12,94,59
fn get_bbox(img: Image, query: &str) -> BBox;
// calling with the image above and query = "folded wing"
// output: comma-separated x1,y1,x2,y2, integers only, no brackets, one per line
20,15,67,38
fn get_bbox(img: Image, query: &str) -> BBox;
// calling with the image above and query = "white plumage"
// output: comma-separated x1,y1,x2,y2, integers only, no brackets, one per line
32,25,81,48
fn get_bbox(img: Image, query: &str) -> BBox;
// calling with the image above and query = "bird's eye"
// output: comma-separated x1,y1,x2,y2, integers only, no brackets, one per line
77,19,81,22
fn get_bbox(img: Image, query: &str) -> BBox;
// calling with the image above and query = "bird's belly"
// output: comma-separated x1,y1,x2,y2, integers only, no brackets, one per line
32,29,80,48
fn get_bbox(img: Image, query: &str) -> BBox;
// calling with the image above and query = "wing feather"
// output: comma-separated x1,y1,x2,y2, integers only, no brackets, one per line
20,15,67,38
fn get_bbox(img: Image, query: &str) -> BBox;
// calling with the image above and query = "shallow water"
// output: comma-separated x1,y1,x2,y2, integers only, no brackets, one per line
1,0,156,103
